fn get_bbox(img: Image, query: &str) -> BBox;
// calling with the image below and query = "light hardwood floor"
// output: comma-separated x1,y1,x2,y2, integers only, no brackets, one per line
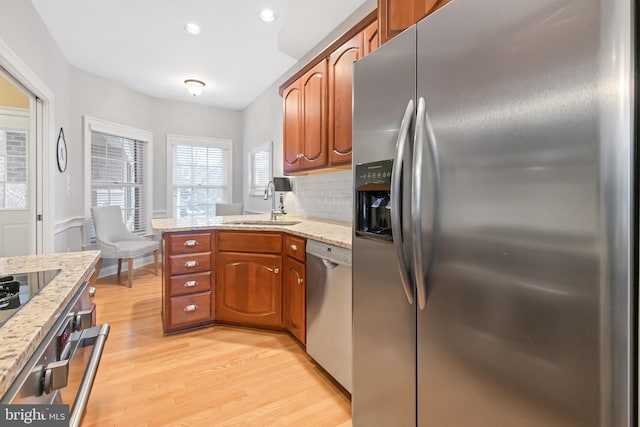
82,267,352,427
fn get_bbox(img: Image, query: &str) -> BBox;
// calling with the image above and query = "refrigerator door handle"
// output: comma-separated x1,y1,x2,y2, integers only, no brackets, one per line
412,97,441,310
391,99,415,305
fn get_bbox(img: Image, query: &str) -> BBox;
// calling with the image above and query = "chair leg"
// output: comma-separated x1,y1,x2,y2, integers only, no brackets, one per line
154,249,159,275
117,259,122,277
128,258,134,288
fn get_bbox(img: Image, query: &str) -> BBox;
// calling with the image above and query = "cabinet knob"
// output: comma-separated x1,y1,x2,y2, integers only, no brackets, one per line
184,240,198,247
274,268,280,274
185,260,199,268
297,277,303,285
184,304,198,312
184,280,198,288
290,244,298,252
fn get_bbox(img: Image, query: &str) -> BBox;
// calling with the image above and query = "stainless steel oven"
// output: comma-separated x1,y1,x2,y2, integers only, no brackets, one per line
0,280,110,427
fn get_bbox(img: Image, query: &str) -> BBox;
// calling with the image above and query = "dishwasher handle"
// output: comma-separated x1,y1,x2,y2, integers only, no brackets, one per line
321,258,339,269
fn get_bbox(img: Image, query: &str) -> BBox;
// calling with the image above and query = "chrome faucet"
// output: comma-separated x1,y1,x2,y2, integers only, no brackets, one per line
263,180,283,221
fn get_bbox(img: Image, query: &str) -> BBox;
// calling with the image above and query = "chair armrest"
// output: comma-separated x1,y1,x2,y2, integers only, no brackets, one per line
95,237,119,258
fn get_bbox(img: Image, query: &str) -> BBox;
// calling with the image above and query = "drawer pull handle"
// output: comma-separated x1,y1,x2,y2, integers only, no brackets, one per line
185,260,199,268
290,244,298,252
184,304,198,312
184,240,198,247
184,280,198,288
297,277,303,285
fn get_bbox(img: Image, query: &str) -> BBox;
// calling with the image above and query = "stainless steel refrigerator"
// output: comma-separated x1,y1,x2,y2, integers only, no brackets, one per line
351,0,634,426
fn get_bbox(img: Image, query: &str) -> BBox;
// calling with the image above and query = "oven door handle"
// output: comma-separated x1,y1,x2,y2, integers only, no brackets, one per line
69,323,110,427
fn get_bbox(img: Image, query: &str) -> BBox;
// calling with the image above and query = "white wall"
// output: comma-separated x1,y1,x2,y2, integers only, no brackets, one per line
242,0,376,223
65,67,244,250
0,0,244,253
152,97,244,216
0,0,72,252
1,0,373,254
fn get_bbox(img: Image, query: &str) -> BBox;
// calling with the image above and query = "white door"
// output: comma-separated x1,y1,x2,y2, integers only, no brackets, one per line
0,72,36,256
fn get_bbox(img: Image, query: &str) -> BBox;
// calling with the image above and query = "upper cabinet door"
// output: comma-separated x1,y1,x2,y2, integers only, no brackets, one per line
301,59,328,169
363,19,380,56
329,33,364,166
283,83,303,174
379,0,450,44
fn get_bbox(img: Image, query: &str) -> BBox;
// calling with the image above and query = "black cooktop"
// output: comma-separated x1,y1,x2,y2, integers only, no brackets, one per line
0,269,61,326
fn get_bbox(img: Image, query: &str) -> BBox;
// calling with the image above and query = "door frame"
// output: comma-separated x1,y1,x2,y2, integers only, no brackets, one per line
0,37,55,254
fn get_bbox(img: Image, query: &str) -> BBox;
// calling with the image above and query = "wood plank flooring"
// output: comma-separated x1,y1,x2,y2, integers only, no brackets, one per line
82,267,352,427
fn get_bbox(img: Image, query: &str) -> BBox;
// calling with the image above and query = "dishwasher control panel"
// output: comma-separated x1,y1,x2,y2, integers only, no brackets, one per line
306,240,352,266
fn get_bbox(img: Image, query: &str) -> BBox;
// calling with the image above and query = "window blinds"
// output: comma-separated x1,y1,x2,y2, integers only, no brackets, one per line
251,149,270,194
91,131,147,235
172,142,230,218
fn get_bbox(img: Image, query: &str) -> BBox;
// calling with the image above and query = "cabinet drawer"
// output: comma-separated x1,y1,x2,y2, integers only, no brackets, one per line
169,252,212,275
217,231,282,254
168,232,212,255
285,235,306,262
169,271,212,296
170,292,212,326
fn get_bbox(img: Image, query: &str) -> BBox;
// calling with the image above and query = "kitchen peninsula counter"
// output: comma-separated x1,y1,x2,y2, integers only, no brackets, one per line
0,251,101,398
152,214,352,249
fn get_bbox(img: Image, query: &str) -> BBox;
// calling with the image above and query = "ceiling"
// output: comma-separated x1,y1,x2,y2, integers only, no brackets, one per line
30,0,369,110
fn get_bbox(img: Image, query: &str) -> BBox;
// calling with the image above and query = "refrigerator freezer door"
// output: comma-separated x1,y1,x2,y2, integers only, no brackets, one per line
352,27,417,427
415,0,632,426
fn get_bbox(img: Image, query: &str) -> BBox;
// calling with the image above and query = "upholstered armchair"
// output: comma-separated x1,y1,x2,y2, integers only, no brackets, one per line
91,205,159,287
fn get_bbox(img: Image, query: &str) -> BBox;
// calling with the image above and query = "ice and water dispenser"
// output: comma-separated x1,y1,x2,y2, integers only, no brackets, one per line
355,159,394,241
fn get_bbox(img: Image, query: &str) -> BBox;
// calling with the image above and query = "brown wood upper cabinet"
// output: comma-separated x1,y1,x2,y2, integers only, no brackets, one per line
283,60,328,174
281,11,378,175
363,19,379,56
378,0,451,44
328,33,364,166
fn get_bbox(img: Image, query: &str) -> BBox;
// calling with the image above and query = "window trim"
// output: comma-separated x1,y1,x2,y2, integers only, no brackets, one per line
248,140,273,197
83,115,153,234
166,134,233,218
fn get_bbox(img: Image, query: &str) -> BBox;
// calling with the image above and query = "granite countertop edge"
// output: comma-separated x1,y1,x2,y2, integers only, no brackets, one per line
152,214,353,249
0,251,101,399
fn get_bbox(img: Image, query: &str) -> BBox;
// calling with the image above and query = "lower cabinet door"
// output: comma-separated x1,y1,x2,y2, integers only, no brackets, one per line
285,257,306,344
216,252,283,328
169,292,212,327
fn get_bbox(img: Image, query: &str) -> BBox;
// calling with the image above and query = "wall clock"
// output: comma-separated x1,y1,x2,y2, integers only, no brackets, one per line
56,128,67,172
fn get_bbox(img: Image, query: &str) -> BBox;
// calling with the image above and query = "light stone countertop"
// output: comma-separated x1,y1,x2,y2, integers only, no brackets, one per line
0,251,101,399
152,214,353,249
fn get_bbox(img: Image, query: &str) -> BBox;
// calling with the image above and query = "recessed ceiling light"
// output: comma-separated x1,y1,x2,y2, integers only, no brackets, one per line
258,9,276,23
184,22,202,35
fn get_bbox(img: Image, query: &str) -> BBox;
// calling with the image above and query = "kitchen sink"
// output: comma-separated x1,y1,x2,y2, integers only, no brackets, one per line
227,219,301,226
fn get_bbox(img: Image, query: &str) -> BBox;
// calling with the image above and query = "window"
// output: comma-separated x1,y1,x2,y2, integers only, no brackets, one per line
167,135,233,219
84,116,152,239
0,130,27,209
249,141,272,197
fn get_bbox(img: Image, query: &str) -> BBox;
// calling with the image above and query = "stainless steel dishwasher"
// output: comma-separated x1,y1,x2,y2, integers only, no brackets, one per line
306,240,352,393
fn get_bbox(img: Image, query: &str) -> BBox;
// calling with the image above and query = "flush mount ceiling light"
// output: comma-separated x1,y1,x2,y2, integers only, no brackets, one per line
184,79,206,96
258,9,276,23
184,22,202,35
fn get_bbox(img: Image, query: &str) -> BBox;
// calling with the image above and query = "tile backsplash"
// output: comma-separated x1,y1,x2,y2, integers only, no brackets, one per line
284,170,353,223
